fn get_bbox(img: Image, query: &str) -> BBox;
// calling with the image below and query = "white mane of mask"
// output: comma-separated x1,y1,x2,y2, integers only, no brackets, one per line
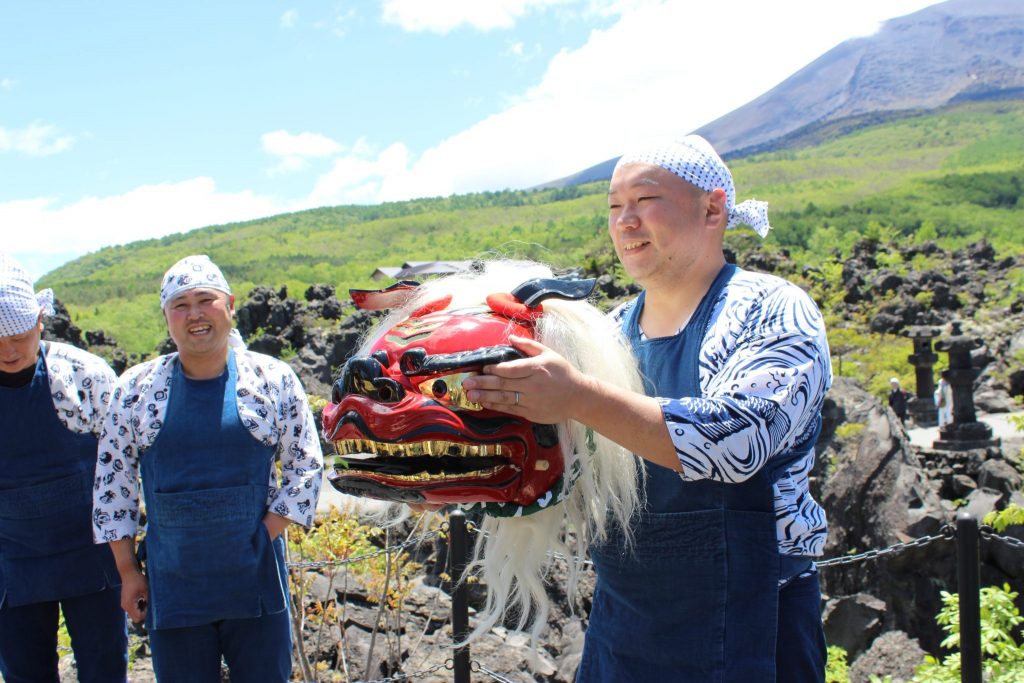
360,259,645,646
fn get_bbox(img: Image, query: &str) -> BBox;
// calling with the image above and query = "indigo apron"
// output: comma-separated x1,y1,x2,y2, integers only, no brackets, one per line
577,265,814,683
140,351,287,630
0,347,118,607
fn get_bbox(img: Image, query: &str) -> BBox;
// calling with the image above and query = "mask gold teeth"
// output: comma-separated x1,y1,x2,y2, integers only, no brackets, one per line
381,466,506,482
334,439,505,458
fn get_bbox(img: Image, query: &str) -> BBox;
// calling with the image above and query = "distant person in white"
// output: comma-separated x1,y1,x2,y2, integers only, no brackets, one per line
935,369,953,428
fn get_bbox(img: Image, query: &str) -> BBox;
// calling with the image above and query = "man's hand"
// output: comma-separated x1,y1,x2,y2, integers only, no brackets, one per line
109,537,148,623
120,569,149,624
463,334,680,472
262,511,292,541
462,335,589,424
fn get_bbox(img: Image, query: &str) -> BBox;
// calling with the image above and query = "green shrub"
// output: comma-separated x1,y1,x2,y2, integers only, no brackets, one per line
835,423,866,440
826,645,851,682
910,584,1024,682
984,504,1024,532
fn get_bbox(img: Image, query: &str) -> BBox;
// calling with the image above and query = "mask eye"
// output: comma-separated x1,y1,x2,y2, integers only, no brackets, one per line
417,372,482,411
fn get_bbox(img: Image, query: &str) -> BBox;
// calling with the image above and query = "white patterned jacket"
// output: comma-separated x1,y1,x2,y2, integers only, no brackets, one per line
92,349,323,543
34,341,116,437
613,267,833,557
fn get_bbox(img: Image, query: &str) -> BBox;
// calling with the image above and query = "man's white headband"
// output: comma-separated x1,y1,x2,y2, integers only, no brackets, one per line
0,253,54,337
614,135,772,237
160,255,232,309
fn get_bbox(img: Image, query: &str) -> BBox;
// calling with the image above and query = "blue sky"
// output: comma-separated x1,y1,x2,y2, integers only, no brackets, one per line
2,0,938,278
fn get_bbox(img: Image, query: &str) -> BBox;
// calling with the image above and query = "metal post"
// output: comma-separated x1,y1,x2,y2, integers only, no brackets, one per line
448,509,472,683
956,512,982,683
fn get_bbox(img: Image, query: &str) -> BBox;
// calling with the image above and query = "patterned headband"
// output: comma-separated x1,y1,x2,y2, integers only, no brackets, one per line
614,134,772,237
0,253,55,337
159,255,232,309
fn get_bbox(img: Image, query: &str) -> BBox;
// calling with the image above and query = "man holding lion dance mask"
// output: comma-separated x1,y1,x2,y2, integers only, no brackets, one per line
463,136,832,682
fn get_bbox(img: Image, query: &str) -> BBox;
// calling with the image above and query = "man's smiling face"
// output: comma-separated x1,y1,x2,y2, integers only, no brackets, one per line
607,162,711,290
164,288,235,363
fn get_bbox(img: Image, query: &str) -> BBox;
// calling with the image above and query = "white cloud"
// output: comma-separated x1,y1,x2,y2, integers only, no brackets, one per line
319,0,940,202
380,0,577,33
2,179,285,266
262,130,343,157
309,142,412,205
261,130,344,175
0,78,14,90
280,9,299,28
8,0,942,275
503,40,542,62
0,122,75,156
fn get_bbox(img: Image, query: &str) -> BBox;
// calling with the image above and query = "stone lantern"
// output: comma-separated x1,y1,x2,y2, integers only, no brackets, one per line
932,322,1000,451
905,325,939,426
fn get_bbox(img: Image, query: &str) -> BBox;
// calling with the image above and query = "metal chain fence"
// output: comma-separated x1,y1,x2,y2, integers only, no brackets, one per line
814,524,956,568
285,513,1023,683
981,524,1024,552
343,660,450,683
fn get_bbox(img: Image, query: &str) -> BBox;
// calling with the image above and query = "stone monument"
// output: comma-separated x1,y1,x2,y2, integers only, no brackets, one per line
932,322,1000,451
905,325,939,427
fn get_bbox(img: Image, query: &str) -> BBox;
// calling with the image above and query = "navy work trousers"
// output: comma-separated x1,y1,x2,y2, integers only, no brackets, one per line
0,586,127,683
776,572,827,683
148,608,292,683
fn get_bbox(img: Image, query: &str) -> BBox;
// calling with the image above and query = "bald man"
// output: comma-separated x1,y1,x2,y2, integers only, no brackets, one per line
464,137,832,682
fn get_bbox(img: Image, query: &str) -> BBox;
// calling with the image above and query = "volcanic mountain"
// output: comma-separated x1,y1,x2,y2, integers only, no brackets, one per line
544,0,1024,187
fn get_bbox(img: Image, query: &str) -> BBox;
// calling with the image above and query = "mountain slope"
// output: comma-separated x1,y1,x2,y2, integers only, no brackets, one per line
540,0,1024,188
39,100,1024,356
699,0,1024,156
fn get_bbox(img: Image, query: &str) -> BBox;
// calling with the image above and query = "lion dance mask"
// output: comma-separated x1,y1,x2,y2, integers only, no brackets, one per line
322,261,644,642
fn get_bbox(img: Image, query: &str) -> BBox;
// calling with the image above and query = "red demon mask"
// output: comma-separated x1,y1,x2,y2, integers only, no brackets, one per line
322,277,595,512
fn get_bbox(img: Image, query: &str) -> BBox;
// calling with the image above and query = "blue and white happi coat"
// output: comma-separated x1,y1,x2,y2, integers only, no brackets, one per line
612,267,832,557
32,341,117,437
92,349,323,543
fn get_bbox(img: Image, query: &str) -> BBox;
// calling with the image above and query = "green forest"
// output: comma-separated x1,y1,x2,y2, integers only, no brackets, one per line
40,99,1024,358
